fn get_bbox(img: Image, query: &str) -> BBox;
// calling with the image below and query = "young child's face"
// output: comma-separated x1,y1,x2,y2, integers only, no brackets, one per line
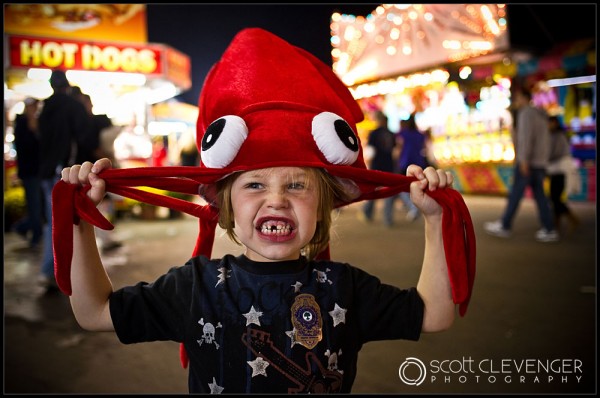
230,167,320,262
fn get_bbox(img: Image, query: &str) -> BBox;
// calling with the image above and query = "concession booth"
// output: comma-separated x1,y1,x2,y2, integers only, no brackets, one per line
330,4,595,201
3,4,194,223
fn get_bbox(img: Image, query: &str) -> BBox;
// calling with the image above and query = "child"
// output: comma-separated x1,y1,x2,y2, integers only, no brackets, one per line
52,28,475,393
546,115,580,232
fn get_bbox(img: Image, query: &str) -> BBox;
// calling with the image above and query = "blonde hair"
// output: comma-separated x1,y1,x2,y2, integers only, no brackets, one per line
215,168,352,261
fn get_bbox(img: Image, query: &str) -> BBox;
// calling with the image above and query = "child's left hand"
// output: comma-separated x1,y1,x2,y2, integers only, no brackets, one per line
406,165,454,217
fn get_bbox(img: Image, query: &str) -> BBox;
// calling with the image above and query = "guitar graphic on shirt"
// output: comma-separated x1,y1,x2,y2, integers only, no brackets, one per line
241,328,343,393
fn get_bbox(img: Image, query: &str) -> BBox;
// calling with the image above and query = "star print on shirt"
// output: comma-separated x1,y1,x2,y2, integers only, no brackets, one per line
291,281,303,293
247,356,270,377
329,303,347,327
243,306,263,326
215,267,231,287
208,376,224,394
285,327,300,348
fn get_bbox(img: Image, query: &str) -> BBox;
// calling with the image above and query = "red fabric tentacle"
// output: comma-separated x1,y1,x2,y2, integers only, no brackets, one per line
52,181,115,295
427,188,476,316
107,185,200,217
192,204,219,258
52,169,476,312
179,344,189,370
314,244,331,261
51,165,476,369
52,181,77,296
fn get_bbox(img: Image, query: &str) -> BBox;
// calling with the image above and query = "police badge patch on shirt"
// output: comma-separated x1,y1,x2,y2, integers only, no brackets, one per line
290,293,323,349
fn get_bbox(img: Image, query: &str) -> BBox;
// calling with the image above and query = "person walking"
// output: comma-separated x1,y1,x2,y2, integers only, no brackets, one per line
12,97,43,248
396,113,427,222
422,128,438,169
546,115,580,234
37,69,90,292
75,92,123,252
75,93,113,164
484,86,559,242
179,129,200,167
360,110,396,226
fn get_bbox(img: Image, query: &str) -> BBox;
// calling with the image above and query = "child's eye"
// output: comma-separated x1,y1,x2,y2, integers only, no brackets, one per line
245,182,263,189
288,182,306,190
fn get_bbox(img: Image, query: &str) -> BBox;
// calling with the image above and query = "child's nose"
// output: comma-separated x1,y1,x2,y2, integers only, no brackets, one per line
266,189,289,209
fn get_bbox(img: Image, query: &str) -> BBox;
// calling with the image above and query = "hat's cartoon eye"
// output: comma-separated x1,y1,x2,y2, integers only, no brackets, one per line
201,115,248,168
312,112,359,165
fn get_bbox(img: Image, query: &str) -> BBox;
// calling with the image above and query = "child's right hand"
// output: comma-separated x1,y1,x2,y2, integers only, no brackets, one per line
61,158,112,206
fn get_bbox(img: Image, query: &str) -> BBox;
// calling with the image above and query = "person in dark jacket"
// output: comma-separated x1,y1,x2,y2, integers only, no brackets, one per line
73,91,113,164
13,97,43,248
37,69,90,292
360,111,396,226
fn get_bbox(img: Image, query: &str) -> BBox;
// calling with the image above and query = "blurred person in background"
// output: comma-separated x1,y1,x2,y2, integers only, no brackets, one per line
151,136,168,167
179,129,199,167
12,97,43,248
484,86,558,242
360,110,396,226
75,92,123,252
37,69,90,293
75,93,113,164
422,128,438,169
546,115,580,234
395,113,427,222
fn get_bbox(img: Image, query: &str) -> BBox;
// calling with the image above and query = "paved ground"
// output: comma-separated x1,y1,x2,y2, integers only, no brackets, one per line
3,194,597,394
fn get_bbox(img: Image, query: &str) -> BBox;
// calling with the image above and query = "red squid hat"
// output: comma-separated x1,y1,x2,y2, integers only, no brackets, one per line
195,27,405,206
52,27,476,367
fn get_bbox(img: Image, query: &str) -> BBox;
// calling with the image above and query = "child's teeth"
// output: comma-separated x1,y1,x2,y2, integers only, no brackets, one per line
260,221,291,235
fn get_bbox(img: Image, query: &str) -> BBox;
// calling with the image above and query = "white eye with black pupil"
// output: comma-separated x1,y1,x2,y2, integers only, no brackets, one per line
312,112,359,165
200,115,248,168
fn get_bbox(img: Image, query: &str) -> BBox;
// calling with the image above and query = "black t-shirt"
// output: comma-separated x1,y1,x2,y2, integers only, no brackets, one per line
109,254,424,393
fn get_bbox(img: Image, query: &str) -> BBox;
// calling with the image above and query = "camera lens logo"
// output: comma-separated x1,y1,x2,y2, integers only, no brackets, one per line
398,357,427,386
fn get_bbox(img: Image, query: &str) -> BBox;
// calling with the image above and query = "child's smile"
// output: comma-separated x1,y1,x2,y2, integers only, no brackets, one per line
256,216,297,242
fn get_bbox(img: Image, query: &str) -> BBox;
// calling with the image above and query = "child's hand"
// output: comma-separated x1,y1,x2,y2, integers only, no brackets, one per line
406,165,454,217
61,158,112,206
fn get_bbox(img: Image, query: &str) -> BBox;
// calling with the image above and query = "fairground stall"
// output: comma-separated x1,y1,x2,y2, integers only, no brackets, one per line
3,4,194,224
331,4,595,202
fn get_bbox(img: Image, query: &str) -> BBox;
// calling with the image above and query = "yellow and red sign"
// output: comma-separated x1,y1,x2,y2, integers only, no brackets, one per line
8,34,161,75
6,34,191,90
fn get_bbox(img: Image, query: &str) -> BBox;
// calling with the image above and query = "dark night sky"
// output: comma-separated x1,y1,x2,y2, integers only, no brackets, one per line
146,3,597,106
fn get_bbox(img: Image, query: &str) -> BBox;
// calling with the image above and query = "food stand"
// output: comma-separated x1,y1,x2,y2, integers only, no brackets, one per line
3,4,194,224
331,4,595,201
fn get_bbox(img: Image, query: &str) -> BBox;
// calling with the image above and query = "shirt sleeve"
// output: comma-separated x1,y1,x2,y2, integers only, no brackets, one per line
347,265,424,343
109,260,198,344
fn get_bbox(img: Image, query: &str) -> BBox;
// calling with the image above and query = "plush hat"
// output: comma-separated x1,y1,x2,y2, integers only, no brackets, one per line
51,27,476,367
195,27,408,206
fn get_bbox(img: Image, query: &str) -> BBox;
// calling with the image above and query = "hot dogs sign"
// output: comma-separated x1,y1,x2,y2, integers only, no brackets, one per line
4,5,191,90
8,35,162,75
